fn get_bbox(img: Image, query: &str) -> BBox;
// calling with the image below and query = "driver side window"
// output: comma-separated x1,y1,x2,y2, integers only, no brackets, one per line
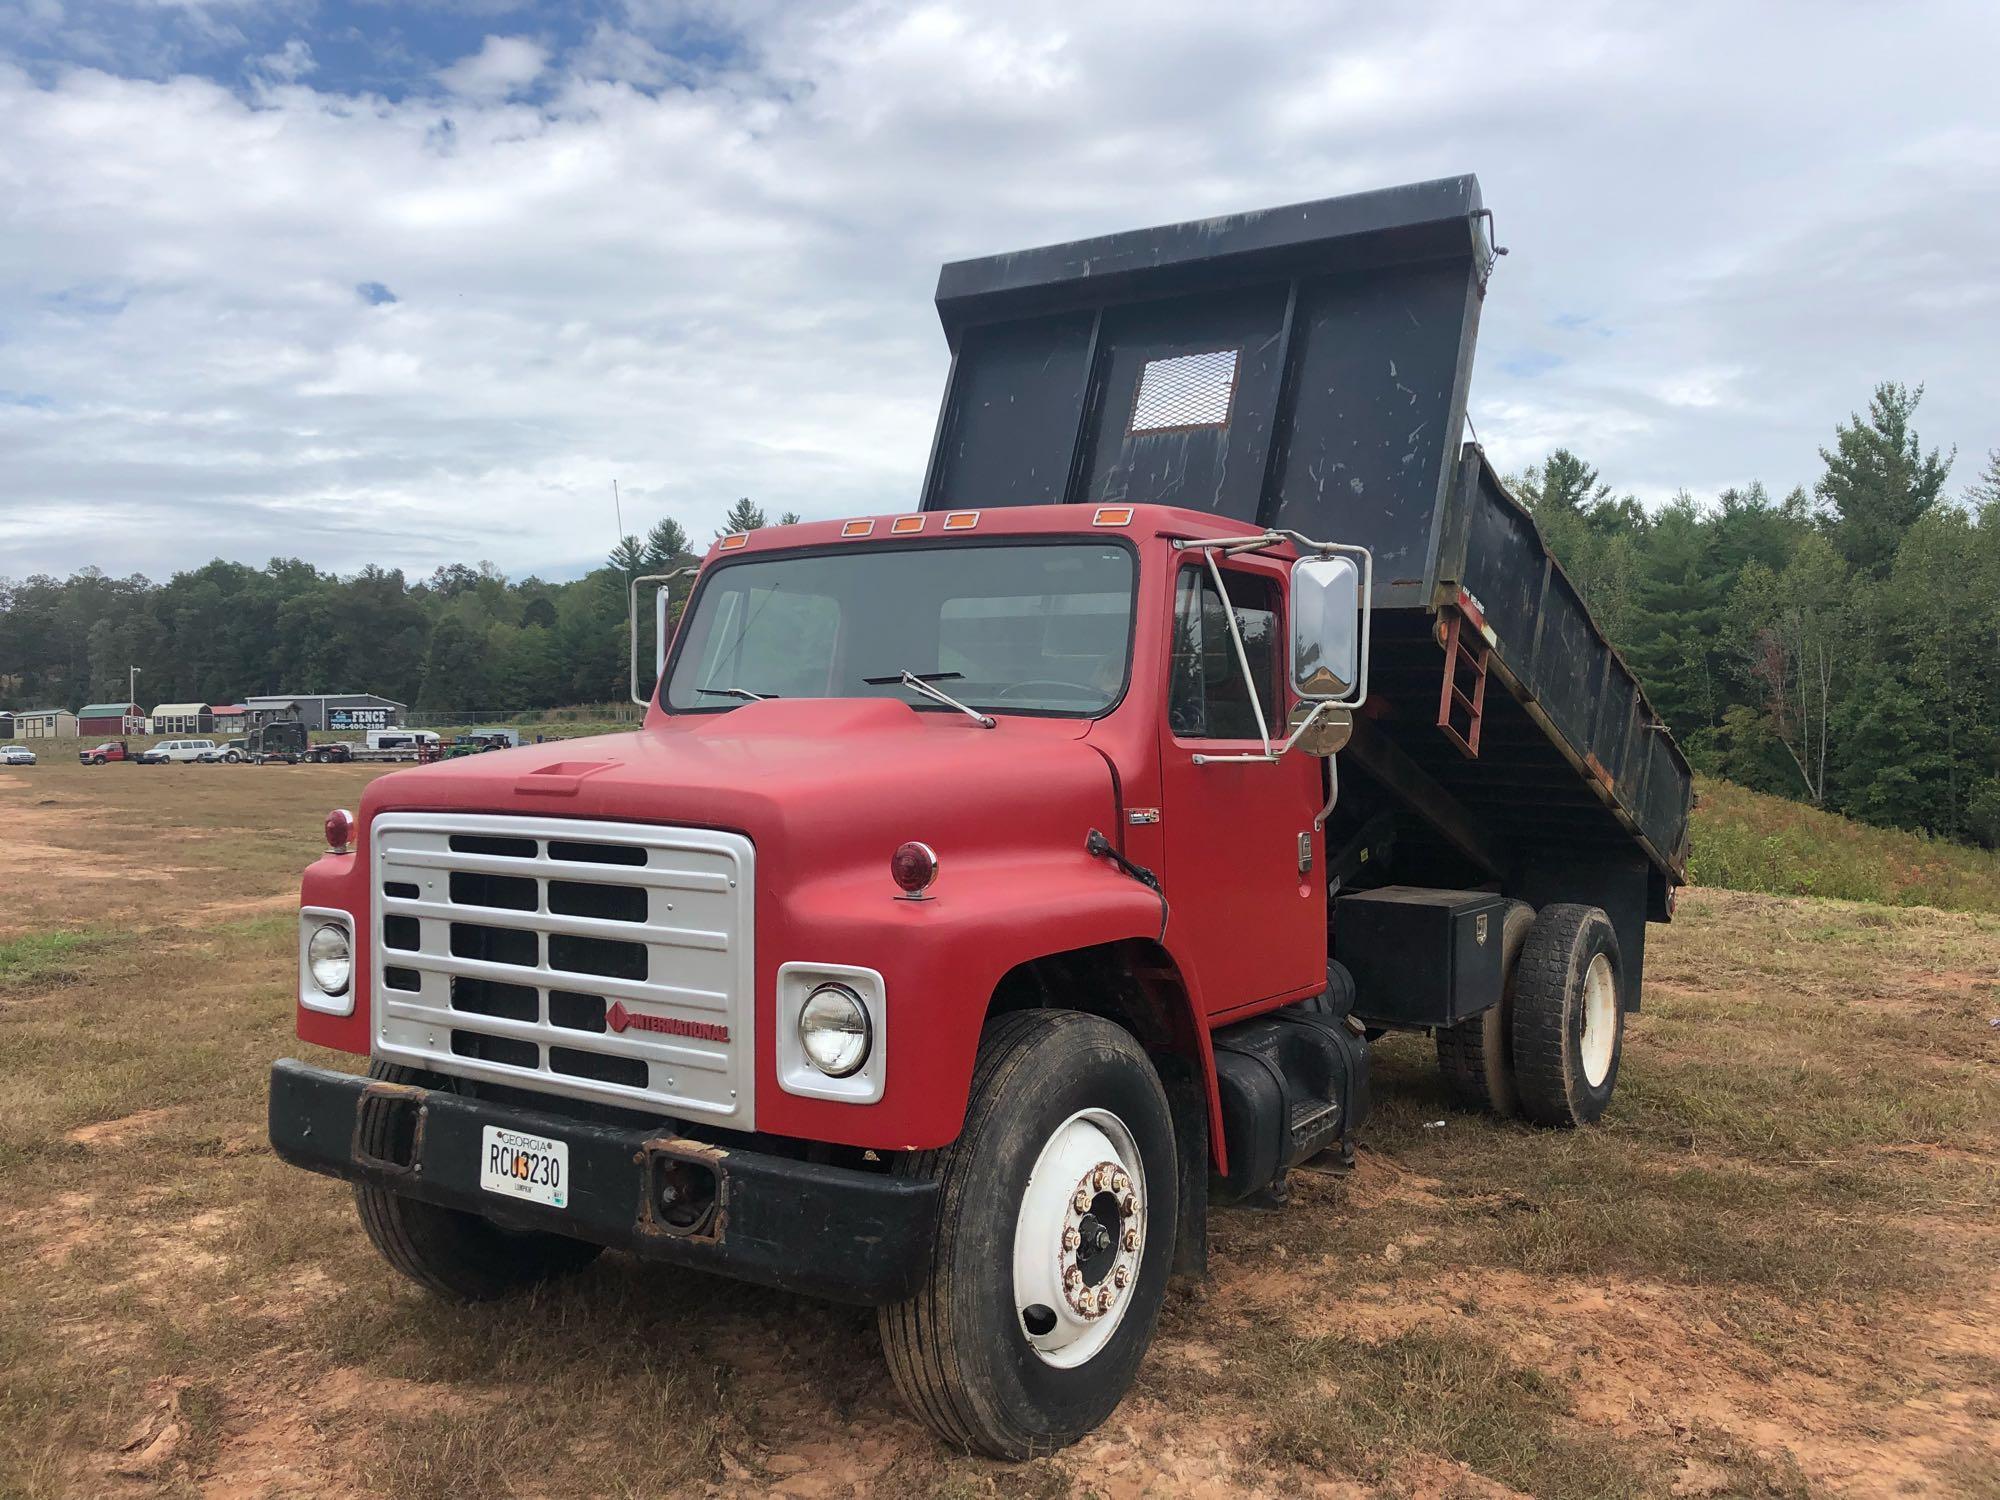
1169,566,1280,740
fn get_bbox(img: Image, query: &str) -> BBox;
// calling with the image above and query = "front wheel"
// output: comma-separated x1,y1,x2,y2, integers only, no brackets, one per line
879,1010,1177,1459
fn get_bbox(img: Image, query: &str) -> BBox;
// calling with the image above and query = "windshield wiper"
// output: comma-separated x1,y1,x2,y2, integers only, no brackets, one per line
865,669,995,729
695,686,776,702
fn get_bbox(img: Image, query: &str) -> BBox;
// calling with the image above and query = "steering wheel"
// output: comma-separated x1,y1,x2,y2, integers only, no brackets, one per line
996,679,1102,700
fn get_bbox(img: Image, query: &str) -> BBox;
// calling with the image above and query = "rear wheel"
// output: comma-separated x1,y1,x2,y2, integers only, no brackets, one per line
879,1010,1177,1459
352,1063,602,1301
1510,904,1623,1127
1435,900,1535,1115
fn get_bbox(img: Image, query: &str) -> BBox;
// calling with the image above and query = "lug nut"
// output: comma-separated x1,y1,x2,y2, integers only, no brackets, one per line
1123,1226,1140,1252
1119,1193,1137,1216
1093,1164,1113,1191
1072,1186,1092,1214
1112,1169,1130,1193
1113,1266,1130,1288
1097,1286,1114,1313
1062,1226,1080,1250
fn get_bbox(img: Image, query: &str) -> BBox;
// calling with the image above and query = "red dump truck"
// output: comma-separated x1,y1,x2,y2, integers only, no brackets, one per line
270,176,1691,1458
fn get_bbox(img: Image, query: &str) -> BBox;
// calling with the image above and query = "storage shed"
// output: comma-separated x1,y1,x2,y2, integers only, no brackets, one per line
151,702,214,735
16,709,78,738
78,702,145,736
210,704,250,732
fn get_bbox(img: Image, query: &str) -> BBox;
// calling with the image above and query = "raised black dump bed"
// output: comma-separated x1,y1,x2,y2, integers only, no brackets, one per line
919,175,1691,999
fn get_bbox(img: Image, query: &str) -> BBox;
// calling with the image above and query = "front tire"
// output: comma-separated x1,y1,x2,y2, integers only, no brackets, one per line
352,1063,602,1301
879,1010,1177,1459
1510,904,1624,1127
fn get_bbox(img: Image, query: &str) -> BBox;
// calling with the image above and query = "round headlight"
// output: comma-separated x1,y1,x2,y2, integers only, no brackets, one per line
798,983,871,1077
307,923,352,996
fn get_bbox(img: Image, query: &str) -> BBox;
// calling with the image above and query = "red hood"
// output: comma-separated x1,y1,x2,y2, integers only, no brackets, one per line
358,699,1120,872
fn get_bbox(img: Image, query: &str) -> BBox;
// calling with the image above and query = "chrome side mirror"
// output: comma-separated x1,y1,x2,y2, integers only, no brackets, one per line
628,569,694,707
1290,553,1369,704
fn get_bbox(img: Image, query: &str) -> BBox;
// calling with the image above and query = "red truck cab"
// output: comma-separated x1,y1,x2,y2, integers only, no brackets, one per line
270,177,1689,1457
80,740,132,764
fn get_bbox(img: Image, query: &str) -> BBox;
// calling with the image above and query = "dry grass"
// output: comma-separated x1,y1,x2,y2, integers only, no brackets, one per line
0,758,1996,1497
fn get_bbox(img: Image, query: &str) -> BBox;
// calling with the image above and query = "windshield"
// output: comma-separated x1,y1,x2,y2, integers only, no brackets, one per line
664,541,1135,716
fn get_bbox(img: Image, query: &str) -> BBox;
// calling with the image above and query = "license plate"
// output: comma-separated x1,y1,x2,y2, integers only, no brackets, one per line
479,1125,569,1210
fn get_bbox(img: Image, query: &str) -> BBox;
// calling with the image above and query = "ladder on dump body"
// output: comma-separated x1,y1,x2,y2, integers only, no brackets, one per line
1436,606,1489,759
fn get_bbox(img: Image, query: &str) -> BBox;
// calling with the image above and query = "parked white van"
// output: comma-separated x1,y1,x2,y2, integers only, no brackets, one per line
139,738,217,764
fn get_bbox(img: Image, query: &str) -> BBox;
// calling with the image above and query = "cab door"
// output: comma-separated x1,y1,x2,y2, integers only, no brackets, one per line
1157,557,1327,1016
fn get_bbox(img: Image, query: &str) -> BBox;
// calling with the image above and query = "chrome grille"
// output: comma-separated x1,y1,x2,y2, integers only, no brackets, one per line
369,812,755,1125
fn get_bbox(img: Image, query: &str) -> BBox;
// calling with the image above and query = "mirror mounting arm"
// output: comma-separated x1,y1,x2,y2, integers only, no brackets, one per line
1174,531,1373,765
629,567,696,708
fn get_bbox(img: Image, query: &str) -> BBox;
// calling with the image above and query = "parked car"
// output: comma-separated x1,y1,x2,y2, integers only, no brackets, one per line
138,738,218,764
80,740,133,765
196,739,249,764
0,745,36,766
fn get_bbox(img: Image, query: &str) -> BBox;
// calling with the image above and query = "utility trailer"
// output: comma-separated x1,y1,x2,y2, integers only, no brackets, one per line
920,173,1690,1028
268,174,1693,1463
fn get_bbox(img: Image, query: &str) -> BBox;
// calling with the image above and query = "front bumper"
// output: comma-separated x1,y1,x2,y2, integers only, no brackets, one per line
268,1059,940,1305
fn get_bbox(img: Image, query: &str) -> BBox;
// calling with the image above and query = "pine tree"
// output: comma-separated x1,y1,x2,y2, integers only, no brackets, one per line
607,534,646,577
1966,448,2000,508
778,511,801,526
717,498,767,537
642,518,692,569
1815,382,1952,577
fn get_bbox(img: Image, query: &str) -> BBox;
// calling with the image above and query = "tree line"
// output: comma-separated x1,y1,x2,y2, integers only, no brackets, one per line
4,403,1997,844
1519,384,1999,847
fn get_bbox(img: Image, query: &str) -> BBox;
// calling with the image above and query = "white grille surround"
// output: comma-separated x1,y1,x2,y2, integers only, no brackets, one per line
368,812,755,1126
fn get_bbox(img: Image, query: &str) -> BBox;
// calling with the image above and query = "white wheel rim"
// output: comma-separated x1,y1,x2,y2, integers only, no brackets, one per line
1010,1107,1146,1369
1579,952,1618,1087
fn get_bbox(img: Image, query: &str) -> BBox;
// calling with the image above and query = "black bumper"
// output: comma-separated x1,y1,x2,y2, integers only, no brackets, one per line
268,1059,940,1305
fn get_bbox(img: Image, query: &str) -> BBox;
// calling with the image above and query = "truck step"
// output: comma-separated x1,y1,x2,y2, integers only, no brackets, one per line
1288,1096,1343,1156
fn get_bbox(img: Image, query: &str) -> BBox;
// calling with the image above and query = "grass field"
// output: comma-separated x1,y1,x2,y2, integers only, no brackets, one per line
1,757,1995,1498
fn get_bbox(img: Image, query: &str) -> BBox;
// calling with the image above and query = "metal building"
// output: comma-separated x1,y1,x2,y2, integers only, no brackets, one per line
242,693,406,733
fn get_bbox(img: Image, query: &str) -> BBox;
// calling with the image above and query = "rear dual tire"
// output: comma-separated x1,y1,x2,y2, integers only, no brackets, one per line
879,1010,1177,1459
1436,901,1624,1127
1510,904,1623,1127
1435,900,1536,1116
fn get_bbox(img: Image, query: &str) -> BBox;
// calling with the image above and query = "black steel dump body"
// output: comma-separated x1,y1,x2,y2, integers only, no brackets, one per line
919,176,1691,984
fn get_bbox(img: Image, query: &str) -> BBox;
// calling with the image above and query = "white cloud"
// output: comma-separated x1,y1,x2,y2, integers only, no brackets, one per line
1,1,1998,586
436,33,547,100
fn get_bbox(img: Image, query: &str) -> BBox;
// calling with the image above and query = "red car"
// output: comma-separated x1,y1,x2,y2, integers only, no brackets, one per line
80,740,133,765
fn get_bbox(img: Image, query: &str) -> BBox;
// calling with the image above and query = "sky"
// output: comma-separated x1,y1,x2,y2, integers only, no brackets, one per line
2,0,1997,584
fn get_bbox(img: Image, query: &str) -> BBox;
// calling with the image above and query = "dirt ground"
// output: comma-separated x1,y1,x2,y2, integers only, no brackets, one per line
1,757,1995,1498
